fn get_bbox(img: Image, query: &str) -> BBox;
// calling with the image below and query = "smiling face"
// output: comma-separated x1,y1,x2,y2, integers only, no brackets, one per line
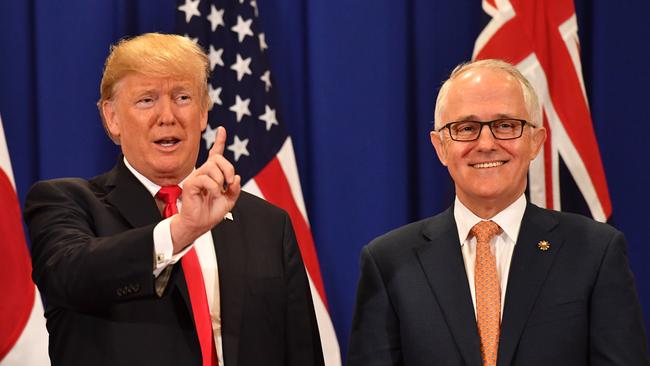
102,73,208,186
430,67,546,218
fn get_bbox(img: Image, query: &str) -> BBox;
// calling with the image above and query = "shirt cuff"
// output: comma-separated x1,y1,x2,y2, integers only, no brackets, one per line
153,215,193,277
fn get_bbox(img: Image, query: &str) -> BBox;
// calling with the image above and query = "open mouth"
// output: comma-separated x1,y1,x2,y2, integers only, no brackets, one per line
471,161,505,169
155,138,180,147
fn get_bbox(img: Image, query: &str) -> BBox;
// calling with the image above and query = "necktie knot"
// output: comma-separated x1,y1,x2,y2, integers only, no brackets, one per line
156,185,182,218
470,220,501,244
157,185,182,205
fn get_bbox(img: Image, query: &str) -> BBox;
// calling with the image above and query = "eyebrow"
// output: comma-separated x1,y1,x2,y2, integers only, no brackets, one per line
127,84,194,98
132,87,157,95
170,84,195,94
453,113,519,121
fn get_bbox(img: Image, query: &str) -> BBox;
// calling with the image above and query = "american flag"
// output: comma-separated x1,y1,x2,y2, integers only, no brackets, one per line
0,115,49,365
176,0,341,364
474,0,612,222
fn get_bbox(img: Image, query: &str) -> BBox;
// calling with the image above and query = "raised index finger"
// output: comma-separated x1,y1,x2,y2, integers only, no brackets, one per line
209,126,227,157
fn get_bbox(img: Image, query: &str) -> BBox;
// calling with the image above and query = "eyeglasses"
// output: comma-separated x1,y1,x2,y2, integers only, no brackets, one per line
437,119,532,141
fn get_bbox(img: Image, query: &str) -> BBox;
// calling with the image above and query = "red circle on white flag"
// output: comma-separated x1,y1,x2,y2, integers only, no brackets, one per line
0,168,35,360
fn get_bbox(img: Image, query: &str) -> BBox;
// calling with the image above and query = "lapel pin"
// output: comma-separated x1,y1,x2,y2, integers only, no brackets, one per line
537,240,550,251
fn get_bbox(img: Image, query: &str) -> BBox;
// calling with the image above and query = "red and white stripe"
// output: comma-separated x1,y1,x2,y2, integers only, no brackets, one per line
474,0,612,222
243,137,341,365
0,115,49,365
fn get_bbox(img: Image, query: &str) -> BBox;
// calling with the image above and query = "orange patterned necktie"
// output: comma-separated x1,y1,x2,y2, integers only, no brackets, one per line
471,220,502,366
157,186,218,366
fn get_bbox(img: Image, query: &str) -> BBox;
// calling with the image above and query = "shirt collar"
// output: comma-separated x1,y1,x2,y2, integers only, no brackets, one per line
453,194,527,246
123,157,188,197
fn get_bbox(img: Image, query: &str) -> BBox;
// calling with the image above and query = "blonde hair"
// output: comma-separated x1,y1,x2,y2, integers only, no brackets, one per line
433,59,541,130
97,33,210,141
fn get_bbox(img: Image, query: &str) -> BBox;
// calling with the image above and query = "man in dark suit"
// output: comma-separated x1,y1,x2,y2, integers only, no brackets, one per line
24,33,324,366
347,59,649,365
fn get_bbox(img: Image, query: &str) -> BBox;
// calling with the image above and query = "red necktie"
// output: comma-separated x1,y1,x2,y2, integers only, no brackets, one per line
471,220,502,366
157,186,218,366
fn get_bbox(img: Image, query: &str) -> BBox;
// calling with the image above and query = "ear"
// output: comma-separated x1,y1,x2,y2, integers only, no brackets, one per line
528,125,547,160
430,131,448,166
102,100,121,140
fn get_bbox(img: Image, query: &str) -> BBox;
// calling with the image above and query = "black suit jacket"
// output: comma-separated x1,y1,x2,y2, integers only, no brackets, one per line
24,159,324,366
347,203,649,365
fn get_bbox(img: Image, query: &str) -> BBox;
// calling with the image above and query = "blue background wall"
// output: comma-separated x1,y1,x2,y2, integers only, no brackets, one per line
1,0,649,358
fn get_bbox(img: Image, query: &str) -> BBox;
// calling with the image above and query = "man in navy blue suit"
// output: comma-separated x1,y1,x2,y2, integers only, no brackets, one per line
347,59,649,365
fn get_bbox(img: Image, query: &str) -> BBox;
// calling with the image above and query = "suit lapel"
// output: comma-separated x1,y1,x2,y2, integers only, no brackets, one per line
415,208,483,366
497,204,563,366
212,206,245,366
104,159,162,228
104,160,199,335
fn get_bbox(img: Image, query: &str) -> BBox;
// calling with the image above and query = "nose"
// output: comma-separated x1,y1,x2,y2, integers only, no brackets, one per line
157,97,176,126
475,124,497,150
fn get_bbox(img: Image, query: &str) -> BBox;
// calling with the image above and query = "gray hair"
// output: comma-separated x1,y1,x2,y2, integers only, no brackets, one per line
433,59,541,130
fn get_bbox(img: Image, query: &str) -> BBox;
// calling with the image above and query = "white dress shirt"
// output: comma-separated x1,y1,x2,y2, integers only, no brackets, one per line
453,194,527,319
124,158,225,366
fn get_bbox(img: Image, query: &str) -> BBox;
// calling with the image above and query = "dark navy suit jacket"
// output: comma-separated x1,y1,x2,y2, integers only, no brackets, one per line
348,203,649,365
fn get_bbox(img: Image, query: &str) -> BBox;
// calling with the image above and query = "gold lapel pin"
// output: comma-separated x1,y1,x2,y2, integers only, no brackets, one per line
537,240,551,251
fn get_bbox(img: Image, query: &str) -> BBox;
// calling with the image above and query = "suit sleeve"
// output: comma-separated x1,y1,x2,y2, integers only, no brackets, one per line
282,212,325,366
347,245,402,366
589,230,650,365
25,180,157,312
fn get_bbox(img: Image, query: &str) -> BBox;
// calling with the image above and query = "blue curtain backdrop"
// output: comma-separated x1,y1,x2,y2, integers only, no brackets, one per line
1,0,649,357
